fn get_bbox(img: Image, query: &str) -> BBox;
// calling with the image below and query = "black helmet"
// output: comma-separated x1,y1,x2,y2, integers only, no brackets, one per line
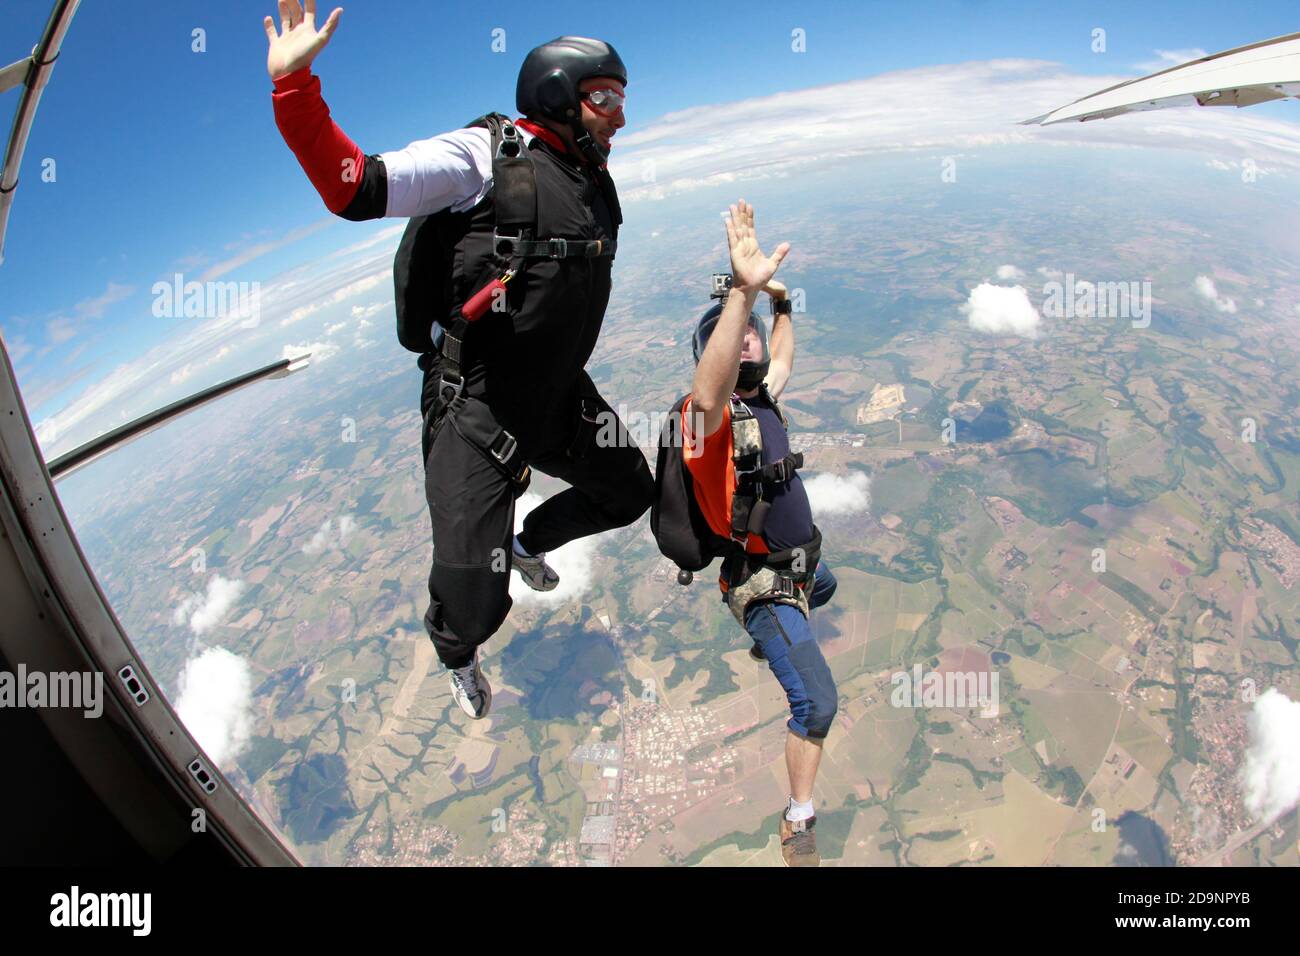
516,36,626,165
692,302,770,391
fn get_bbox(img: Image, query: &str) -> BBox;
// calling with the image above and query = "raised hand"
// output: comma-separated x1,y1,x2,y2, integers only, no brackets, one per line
724,199,790,294
264,0,342,81
763,278,788,300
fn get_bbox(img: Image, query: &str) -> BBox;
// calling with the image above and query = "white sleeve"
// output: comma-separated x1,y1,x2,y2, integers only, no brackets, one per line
379,126,495,218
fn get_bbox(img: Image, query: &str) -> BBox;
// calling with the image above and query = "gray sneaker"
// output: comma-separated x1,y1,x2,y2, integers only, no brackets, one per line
512,546,559,591
449,654,492,719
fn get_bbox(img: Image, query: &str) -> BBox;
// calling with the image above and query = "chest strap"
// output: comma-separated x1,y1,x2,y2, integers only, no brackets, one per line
746,451,804,486
491,234,615,259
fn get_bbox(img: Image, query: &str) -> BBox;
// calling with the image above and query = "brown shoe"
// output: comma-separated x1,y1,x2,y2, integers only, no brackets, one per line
779,810,820,867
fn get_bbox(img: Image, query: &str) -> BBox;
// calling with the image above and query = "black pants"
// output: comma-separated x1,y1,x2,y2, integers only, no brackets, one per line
419,364,653,669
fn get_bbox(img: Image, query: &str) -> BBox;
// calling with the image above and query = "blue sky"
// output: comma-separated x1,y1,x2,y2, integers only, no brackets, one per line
2,0,1298,454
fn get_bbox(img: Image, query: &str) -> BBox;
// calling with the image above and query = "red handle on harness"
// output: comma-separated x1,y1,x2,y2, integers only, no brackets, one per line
461,270,515,322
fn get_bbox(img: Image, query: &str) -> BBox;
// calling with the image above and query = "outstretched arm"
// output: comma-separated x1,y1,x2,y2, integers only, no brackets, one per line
763,280,793,399
266,1,376,217
265,1,487,221
689,200,790,439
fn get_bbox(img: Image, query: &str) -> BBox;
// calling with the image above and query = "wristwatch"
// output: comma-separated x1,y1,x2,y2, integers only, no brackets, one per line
771,297,793,316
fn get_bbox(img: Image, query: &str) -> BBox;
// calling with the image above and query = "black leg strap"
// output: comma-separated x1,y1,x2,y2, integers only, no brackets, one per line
441,394,532,497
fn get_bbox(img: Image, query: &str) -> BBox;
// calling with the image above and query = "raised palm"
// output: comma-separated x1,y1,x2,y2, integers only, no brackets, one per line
264,0,342,81
724,199,790,293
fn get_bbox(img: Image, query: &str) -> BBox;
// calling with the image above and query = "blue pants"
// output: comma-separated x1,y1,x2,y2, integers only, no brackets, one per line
735,562,839,740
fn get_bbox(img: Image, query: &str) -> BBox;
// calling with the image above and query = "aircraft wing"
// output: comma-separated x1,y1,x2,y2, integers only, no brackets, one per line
1023,31,1300,125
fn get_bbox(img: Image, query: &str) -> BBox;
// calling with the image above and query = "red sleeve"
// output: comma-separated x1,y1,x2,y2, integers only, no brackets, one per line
271,68,367,214
682,397,734,542
682,397,768,555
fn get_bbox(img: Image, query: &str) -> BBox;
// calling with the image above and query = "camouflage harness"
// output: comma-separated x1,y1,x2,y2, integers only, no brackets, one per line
719,387,820,626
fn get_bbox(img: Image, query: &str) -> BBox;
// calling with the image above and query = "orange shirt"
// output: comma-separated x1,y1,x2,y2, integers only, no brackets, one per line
680,395,770,556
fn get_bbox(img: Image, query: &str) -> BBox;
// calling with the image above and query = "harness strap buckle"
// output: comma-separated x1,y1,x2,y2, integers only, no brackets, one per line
496,121,521,159
493,231,522,259
490,430,518,465
439,371,465,403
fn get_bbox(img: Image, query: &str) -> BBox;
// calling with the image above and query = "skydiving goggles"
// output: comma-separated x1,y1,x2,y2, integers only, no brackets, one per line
581,87,626,116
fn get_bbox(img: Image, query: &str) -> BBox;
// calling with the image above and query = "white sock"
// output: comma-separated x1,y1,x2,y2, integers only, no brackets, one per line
785,796,815,823
512,535,530,557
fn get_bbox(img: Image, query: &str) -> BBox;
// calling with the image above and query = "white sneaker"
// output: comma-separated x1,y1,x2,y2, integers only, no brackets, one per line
448,654,492,719
512,544,559,591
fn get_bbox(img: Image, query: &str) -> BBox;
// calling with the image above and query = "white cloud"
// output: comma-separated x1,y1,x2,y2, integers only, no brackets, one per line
607,57,1300,203
172,575,246,635
1200,157,1276,179
303,521,330,555
1238,689,1300,825
46,317,78,345
74,281,136,320
353,316,377,349
509,492,598,606
278,269,387,327
175,645,254,767
351,300,391,320
169,363,194,386
281,339,339,363
996,264,1023,280
36,282,134,351
284,302,322,326
193,218,333,283
6,333,33,364
324,223,405,262
803,471,871,516
1133,48,1209,73
303,515,356,555
164,344,232,388
961,282,1041,338
1194,274,1237,314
